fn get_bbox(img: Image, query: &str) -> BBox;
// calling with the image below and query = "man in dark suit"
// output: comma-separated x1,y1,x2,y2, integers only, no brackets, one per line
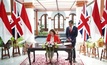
65,20,78,62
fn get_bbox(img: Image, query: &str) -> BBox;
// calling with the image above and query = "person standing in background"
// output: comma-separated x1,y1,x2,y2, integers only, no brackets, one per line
65,20,78,62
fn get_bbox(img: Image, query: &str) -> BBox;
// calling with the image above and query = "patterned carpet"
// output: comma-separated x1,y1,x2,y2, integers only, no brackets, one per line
20,54,84,65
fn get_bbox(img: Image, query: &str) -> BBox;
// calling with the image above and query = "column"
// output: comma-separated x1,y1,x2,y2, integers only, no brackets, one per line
35,10,39,35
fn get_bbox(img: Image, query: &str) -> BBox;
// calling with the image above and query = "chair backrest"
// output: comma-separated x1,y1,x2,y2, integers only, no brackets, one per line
13,40,17,44
2,40,12,49
0,37,3,47
45,44,56,52
6,40,12,49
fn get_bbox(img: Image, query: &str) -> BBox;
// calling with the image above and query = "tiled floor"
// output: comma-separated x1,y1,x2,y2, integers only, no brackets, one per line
0,47,27,65
0,37,107,65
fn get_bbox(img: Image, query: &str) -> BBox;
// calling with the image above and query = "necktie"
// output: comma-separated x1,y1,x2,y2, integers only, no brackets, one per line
70,27,72,32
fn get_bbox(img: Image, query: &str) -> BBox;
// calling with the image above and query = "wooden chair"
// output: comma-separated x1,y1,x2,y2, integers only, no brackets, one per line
45,45,59,63
79,42,87,55
88,43,99,58
12,40,20,57
1,40,11,59
100,45,107,60
22,42,33,55
45,49,59,62
1,47,10,59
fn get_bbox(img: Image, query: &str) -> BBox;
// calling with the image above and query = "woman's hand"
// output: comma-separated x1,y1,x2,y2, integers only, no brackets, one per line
54,42,57,44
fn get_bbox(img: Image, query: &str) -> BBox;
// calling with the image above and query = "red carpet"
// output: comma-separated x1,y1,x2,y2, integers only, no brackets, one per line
20,54,84,65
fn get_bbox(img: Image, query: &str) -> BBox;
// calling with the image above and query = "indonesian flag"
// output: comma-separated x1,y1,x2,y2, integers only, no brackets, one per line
91,0,102,41
104,29,107,44
16,2,32,40
101,0,107,44
0,1,12,44
20,4,32,33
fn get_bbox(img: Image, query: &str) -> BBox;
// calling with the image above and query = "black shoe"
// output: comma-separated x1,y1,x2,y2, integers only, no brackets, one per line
73,59,76,63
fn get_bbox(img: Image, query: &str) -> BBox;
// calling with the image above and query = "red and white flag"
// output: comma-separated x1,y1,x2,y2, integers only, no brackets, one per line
101,0,107,44
16,2,32,40
91,0,102,41
104,29,107,44
0,1,12,44
20,4,32,33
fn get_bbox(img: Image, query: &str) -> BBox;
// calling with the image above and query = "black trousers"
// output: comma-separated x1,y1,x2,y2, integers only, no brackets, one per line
67,43,76,60
68,47,76,59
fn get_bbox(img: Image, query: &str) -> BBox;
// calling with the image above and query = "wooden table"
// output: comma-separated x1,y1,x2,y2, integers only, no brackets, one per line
27,44,72,65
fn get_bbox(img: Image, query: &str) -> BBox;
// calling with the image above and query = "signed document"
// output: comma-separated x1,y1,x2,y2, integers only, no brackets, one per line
57,42,71,46
63,42,71,45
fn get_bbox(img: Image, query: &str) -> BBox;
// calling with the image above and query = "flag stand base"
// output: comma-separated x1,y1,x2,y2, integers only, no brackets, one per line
1,47,10,59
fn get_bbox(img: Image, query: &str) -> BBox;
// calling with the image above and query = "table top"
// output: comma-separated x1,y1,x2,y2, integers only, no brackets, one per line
28,43,72,51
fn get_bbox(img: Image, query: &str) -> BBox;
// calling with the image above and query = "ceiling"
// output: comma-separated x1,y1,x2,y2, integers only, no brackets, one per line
20,0,94,11
33,0,76,11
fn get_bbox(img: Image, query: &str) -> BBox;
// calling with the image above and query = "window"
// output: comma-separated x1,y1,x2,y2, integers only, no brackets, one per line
54,13,64,31
69,13,76,25
40,14,48,31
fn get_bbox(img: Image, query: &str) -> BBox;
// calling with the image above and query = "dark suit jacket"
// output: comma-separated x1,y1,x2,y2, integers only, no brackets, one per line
66,26,78,47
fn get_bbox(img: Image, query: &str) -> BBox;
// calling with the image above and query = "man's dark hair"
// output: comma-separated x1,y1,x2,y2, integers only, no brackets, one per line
69,20,73,24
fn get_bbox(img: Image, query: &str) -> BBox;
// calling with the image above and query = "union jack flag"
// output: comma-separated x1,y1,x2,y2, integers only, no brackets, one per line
10,1,23,39
101,0,107,44
78,4,90,41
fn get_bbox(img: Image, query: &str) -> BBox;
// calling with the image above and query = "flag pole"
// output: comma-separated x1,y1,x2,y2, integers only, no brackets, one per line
83,2,86,43
103,0,107,59
15,0,22,4
105,29,107,58
13,0,21,42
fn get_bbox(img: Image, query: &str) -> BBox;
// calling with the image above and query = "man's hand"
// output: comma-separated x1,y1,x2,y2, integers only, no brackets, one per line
67,38,72,42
